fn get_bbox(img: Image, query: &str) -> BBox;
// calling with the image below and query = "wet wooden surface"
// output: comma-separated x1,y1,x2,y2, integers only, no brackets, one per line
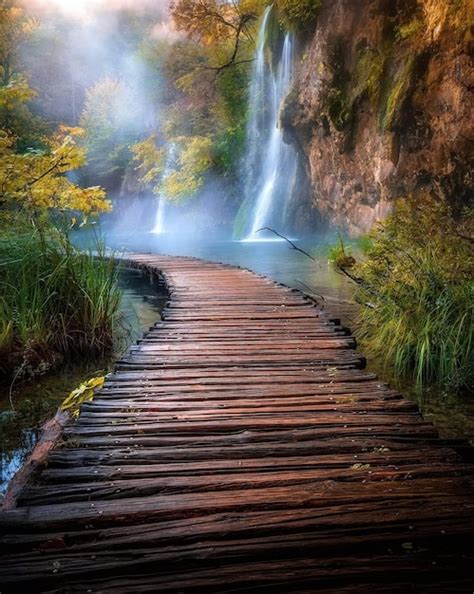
1,254,473,593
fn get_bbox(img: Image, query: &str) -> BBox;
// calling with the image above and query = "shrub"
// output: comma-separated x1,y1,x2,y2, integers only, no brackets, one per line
353,195,473,392
276,0,322,29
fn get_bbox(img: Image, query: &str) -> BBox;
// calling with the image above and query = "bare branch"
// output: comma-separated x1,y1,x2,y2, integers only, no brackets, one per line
256,227,317,262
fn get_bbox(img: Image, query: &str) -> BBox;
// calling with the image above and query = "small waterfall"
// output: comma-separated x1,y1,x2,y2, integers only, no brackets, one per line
241,7,298,240
152,195,165,234
151,144,175,235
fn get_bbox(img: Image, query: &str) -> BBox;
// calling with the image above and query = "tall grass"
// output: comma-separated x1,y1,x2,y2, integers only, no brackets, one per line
353,196,473,393
0,226,122,379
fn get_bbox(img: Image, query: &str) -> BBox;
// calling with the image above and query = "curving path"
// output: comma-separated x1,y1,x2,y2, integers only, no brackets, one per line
1,254,474,592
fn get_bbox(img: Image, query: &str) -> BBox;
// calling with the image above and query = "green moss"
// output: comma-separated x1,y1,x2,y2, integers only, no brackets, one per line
380,55,416,132
276,0,323,31
396,17,423,40
324,41,387,150
350,47,386,105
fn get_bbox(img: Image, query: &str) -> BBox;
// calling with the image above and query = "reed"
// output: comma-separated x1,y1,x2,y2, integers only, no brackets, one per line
0,226,121,379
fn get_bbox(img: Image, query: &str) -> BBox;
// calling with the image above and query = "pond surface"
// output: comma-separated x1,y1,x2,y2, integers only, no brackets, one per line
0,267,167,497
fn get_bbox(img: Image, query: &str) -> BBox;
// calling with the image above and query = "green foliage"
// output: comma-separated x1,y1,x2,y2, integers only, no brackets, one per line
214,125,246,175
213,63,249,176
276,0,322,29
0,225,122,380
396,17,423,40
380,55,416,132
353,195,474,392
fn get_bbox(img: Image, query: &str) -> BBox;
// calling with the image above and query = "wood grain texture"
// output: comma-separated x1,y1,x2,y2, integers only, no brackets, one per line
1,253,473,593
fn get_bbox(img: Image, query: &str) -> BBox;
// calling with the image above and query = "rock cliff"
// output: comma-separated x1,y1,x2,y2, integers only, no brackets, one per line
283,0,473,233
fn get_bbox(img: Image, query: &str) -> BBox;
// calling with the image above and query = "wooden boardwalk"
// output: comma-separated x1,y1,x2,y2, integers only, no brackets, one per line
1,254,474,593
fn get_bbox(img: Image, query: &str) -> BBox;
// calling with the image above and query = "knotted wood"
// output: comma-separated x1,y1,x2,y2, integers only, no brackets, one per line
1,254,473,593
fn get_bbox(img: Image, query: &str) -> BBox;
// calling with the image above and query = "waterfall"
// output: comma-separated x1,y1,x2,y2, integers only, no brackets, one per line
151,144,175,235
241,7,298,241
152,195,166,234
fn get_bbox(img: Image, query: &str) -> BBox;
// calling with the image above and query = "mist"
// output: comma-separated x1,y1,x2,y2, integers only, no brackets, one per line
16,0,318,256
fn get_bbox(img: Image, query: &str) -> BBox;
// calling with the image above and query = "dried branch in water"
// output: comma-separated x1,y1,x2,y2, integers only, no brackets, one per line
256,227,317,262
293,279,327,304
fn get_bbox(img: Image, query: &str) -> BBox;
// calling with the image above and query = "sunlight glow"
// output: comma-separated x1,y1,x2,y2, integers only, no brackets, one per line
29,0,105,19
23,0,170,20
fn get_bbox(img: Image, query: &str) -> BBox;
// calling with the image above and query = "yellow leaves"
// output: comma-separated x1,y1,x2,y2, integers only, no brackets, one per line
132,134,213,201
0,125,111,215
162,135,213,200
58,125,86,139
57,183,111,215
132,135,165,185
0,75,36,108
0,3,38,81
61,376,105,419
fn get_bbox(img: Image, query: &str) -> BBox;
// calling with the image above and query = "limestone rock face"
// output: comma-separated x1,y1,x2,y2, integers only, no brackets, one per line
283,0,473,234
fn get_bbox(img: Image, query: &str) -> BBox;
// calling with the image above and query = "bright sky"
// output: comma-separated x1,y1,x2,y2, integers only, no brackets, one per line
23,0,170,20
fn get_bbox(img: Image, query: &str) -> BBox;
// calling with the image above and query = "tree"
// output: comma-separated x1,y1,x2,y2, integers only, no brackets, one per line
131,0,265,202
0,1,110,218
0,0,45,148
0,1,37,87
0,125,110,214
132,134,213,201
79,77,142,187
170,0,259,70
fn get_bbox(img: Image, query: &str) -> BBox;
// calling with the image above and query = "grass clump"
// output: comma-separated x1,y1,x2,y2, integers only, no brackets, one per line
327,233,356,268
0,225,122,381
352,195,473,393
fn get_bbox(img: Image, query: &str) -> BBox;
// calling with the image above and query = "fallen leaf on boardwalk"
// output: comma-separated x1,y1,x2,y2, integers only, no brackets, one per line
351,463,371,471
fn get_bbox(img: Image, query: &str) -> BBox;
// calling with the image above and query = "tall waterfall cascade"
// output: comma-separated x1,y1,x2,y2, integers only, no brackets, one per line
241,7,298,241
151,144,176,235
